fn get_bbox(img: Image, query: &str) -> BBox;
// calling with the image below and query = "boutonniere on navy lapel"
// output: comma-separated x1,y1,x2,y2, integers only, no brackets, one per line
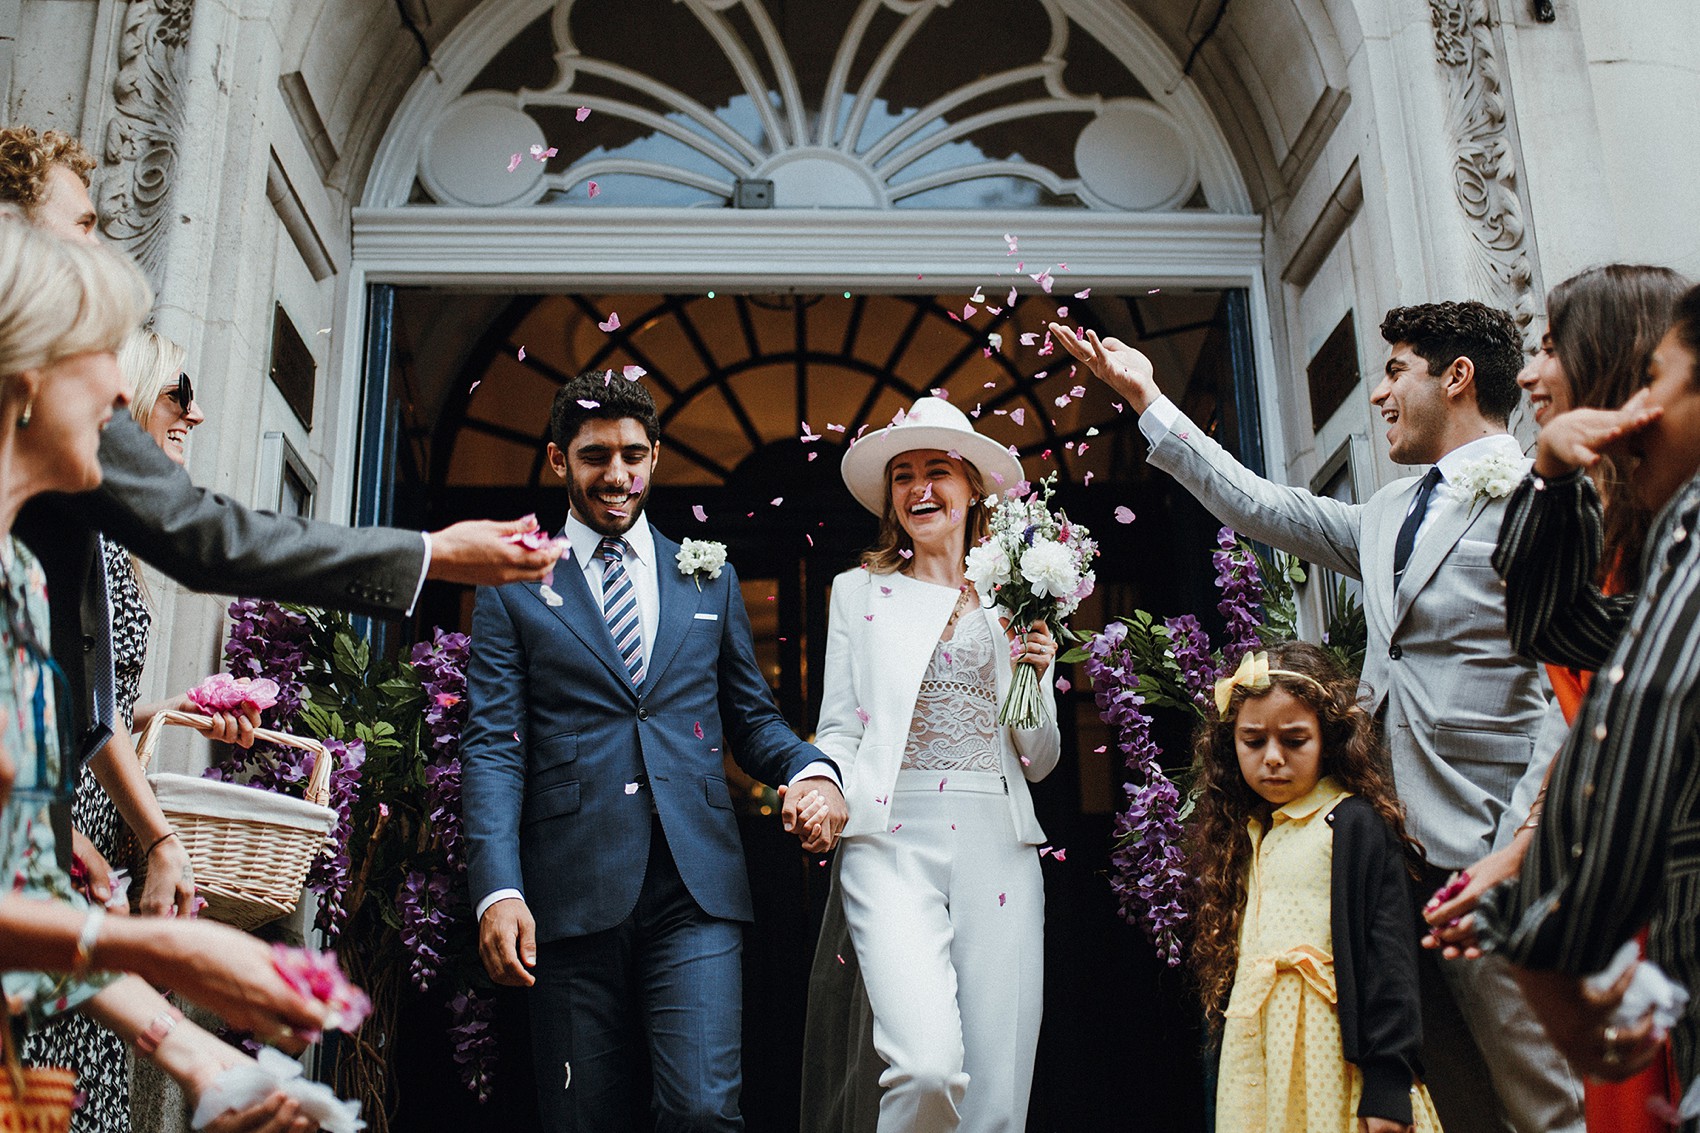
1446,451,1523,506
504,521,573,607
675,539,728,591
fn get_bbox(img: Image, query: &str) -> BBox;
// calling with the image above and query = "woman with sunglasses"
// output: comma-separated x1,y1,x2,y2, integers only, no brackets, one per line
0,220,329,1131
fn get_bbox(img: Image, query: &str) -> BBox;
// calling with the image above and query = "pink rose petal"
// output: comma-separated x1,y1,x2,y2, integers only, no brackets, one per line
576,106,591,122
517,345,526,361
692,505,708,522
507,153,522,173
694,721,704,739
598,312,620,332
1114,506,1135,524
622,365,647,380
577,398,600,408
855,706,870,725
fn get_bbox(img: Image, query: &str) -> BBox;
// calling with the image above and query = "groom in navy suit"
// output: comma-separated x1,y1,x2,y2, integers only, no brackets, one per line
462,372,848,1132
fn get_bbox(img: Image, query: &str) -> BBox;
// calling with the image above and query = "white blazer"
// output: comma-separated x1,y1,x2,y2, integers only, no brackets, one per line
813,566,1061,842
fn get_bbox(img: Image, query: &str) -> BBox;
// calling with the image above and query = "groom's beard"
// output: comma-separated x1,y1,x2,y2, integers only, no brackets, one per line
568,476,650,537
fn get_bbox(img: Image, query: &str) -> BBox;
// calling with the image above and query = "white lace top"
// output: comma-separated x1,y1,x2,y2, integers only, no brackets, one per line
900,608,1002,772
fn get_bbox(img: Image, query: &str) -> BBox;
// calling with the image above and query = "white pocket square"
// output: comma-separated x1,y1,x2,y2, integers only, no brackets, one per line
694,612,719,621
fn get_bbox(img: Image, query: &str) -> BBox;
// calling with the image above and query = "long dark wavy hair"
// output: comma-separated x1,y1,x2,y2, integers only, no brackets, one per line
1184,641,1424,1027
1547,264,1690,588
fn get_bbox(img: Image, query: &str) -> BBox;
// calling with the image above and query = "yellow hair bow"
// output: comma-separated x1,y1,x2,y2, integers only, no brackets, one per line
1213,651,1327,716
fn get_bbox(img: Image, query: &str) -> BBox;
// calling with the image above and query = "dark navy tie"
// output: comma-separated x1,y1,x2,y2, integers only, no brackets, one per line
599,537,645,686
1392,467,1445,589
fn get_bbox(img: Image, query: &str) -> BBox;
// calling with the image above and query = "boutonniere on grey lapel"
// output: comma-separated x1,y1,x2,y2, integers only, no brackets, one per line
1446,451,1523,505
675,539,728,591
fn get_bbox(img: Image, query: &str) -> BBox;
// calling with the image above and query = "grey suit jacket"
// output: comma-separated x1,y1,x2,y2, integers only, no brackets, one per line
1148,410,1564,870
16,413,426,760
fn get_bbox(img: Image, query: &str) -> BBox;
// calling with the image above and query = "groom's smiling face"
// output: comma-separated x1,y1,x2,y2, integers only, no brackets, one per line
549,416,659,537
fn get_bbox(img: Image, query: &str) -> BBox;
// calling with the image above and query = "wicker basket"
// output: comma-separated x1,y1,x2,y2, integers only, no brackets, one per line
134,710,338,932
0,1026,75,1133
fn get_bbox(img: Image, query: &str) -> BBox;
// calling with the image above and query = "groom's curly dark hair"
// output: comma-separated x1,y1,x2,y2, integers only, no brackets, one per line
550,370,661,450
1380,300,1524,424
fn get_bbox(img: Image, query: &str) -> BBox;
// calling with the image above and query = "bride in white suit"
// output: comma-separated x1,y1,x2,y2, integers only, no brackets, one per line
812,396,1061,1133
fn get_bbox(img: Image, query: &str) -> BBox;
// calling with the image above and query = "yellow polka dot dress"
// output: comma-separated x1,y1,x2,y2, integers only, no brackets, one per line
1216,778,1443,1132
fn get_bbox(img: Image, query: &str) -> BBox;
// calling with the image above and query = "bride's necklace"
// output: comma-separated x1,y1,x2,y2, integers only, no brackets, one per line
946,582,978,628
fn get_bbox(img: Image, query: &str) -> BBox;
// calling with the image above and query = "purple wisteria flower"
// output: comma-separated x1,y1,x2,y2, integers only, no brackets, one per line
311,738,367,942
397,868,455,992
1212,527,1263,664
223,600,312,724
1086,622,1189,966
413,629,471,867
447,989,498,1104
1162,614,1216,713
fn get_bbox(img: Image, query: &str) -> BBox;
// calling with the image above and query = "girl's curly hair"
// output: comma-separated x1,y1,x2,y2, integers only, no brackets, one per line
1184,641,1425,1027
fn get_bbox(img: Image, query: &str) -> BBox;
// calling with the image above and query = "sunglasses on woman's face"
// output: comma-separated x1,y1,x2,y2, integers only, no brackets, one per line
166,372,194,411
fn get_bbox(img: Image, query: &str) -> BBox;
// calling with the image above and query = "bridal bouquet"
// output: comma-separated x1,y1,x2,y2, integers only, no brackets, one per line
964,473,1098,728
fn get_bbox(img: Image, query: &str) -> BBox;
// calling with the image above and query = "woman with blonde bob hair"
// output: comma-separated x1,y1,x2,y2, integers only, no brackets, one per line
0,222,332,1133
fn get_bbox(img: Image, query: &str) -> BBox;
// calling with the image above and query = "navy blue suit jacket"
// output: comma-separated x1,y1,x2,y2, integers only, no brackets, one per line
461,529,826,942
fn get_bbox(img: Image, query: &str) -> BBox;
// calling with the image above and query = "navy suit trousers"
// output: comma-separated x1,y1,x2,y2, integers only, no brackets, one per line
530,819,745,1133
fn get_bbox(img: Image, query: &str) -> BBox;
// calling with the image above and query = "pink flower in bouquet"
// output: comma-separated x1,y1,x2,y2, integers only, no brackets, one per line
272,944,372,1034
188,673,281,713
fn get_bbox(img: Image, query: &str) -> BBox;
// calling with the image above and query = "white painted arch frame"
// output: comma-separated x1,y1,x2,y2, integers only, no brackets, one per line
329,1,1286,520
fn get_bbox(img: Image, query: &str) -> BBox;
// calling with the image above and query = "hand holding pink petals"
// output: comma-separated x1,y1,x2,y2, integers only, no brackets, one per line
187,673,281,714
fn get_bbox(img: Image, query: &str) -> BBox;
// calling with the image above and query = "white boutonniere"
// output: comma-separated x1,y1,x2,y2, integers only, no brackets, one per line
675,539,728,590
1448,451,1524,504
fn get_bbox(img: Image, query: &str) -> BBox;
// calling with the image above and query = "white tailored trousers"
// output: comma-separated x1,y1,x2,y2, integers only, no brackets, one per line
838,769,1045,1133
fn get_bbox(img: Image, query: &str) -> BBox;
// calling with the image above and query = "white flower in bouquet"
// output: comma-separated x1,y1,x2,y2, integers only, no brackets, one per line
1019,541,1078,599
964,539,1013,591
970,473,1099,729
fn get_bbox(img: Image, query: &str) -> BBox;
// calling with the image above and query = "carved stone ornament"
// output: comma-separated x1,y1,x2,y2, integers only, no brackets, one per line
1429,0,1538,334
99,0,195,285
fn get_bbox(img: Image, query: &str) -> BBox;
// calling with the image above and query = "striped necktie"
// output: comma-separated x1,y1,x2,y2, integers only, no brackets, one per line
599,537,645,687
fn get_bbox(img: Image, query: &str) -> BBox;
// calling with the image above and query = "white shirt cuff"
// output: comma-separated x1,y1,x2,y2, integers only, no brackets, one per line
475,888,524,923
1137,394,1182,447
405,532,433,617
788,761,841,790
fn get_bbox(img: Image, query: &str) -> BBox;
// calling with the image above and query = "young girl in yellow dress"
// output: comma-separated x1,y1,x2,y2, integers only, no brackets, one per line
1187,641,1443,1133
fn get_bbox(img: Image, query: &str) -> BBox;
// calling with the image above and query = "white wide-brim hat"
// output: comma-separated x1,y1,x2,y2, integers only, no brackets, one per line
840,395,1026,516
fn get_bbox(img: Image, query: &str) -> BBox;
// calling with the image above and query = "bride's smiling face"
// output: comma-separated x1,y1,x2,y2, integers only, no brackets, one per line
888,448,971,553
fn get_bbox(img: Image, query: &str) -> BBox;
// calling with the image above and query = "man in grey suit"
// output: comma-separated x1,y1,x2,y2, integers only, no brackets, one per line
1,123,564,899
1056,303,1583,1133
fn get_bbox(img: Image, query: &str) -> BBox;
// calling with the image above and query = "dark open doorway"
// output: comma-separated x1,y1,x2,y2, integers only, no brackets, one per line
363,285,1264,1131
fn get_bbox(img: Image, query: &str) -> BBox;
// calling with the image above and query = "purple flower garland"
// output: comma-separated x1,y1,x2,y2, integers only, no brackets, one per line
207,605,497,1100
1212,526,1264,664
1085,623,1189,966
1087,527,1272,967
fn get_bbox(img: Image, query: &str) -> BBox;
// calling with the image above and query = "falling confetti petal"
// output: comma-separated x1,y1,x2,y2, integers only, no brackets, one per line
1007,285,1018,306
1056,306,1069,319
939,777,948,792
1075,288,1091,299
587,181,600,199
598,312,620,332
517,345,527,361
1083,471,1094,486
1019,332,1039,346
576,107,591,121
507,153,522,173
998,893,1007,907
469,380,481,393
1052,849,1067,862
970,288,985,304
692,505,708,522
625,782,640,795
622,365,647,380
987,333,1003,350
540,584,564,607
1114,506,1135,524
1056,677,1072,693
1004,234,1019,255
771,497,783,506
577,398,600,408
856,706,870,725
1010,408,1026,426
694,721,704,739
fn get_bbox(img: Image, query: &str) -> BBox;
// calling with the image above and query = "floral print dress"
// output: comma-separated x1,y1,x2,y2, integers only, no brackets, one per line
21,538,149,1133
1,536,119,1034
